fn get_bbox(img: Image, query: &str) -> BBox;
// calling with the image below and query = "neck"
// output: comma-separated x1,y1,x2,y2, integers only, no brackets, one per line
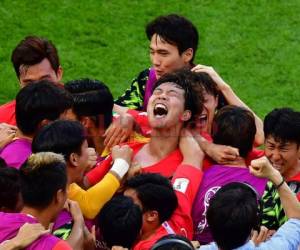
15,129,33,140
140,223,160,241
284,160,300,179
66,163,77,185
222,156,247,167
149,127,180,159
21,206,52,229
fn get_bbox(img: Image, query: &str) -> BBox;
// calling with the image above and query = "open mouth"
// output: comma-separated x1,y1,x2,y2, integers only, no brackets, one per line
153,103,168,118
272,164,282,171
198,114,207,126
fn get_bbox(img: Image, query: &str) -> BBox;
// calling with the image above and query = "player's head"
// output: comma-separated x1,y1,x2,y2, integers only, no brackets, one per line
11,36,62,87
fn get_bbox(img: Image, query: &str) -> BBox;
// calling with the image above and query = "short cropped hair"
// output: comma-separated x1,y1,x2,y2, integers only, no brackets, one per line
0,166,21,211
11,36,60,78
32,120,86,161
125,173,178,223
146,14,199,62
98,195,142,249
153,69,203,125
20,152,67,209
207,182,259,250
264,108,300,145
212,105,256,158
64,78,114,129
15,80,73,136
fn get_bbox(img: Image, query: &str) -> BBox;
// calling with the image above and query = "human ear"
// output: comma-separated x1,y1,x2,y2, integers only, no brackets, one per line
183,48,193,63
180,110,192,122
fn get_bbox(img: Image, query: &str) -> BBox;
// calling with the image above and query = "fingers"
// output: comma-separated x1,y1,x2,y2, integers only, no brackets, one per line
191,64,212,72
105,126,126,149
0,126,17,148
257,226,269,243
251,229,258,241
111,145,133,164
218,147,239,162
86,147,97,169
0,123,17,130
103,123,116,142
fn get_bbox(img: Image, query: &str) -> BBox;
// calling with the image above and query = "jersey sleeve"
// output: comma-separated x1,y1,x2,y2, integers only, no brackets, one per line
115,69,149,110
261,181,287,229
85,156,113,186
170,164,203,239
68,173,120,219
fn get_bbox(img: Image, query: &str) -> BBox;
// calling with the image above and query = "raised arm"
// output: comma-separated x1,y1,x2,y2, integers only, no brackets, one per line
250,156,300,219
192,65,264,146
69,145,133,219
191,131,239,165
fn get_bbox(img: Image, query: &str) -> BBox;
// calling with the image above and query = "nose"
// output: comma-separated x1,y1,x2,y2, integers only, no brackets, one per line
271,150,281,162
157,92,167,100
151,53,161,67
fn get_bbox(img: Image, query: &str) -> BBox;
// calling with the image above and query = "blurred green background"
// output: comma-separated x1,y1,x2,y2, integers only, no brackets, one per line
1,0,299,117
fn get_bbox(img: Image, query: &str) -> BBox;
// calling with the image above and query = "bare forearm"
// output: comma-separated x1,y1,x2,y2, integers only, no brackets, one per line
270,172,300,219
113,104,129,115
193,133,210,154
66,219,84,250
0,240,22,250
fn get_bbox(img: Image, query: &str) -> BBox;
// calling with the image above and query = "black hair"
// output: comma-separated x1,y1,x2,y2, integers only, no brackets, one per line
15,80,73,136
65,78,113,129
264,108,300,145
190,72,219,98
0,166,21,212
146,14,199,62
212,105,256,158
11,36,60,78
125,173,178,223
0,158,7,168
152,69,203,125
207,182,259,250
32,120,86,161
20,152,67,209
152,234,194,250
98,195,142,249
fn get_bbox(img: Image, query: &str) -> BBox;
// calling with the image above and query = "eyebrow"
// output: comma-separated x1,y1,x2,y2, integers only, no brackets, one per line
22,74,52,83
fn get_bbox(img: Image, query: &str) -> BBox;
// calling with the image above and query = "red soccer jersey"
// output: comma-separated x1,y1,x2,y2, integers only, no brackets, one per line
0,100,16,125
133,164,203,250
86,142,183,186
287,172,300,201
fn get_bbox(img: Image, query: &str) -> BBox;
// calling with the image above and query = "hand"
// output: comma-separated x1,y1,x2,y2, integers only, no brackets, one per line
64,199,84,225
127,162,142,179
86,147,97,170
0,123,17,131
83,225,96,250
179,129,204,167
206,143,239,164
0,123,17,149
249,156,282,183
191,64,228,91
251,226,269,246
14,223,50,248
104,114,134,149
111,145,133,165
111,247,128,250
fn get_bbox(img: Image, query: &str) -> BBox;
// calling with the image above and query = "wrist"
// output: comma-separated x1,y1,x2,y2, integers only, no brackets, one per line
274,178,285,189
2,238,22,250
270,171,283,186
218,81,230,92
110,158,130,180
